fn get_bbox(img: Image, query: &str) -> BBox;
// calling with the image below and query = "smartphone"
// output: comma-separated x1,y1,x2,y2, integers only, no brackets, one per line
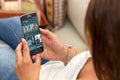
20,12,43,56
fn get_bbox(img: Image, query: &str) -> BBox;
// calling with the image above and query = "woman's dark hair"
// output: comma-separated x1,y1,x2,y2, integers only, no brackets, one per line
85,0,120,80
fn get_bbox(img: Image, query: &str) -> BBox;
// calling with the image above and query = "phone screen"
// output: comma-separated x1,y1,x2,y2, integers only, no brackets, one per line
21,13,43,56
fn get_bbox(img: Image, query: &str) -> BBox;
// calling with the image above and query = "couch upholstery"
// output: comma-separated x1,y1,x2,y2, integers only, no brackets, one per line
0,0,90,51
54,0,90,50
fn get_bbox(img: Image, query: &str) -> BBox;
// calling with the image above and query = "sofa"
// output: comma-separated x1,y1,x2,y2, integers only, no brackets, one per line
0,0,90,51
54,0,90,50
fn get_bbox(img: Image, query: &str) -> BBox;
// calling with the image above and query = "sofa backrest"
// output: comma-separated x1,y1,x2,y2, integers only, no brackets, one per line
67,0,90,41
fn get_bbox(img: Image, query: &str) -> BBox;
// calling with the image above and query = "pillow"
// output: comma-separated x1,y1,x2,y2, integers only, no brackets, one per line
67,0,90,41
43,0,67,30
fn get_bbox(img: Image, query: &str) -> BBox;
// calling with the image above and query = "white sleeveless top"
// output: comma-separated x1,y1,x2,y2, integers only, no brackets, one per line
40,51,91,80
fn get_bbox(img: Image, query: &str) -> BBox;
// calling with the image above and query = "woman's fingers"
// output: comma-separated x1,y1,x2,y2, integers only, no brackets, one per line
15,42,23,64
40,28,55,39
32,55,36,60
32,54,41,65
22,38,31,61
35,54,41,65
40,28,48,35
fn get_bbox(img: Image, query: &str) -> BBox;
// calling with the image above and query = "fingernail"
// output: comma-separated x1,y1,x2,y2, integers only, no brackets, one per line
40,28,44,30
21,38,25,42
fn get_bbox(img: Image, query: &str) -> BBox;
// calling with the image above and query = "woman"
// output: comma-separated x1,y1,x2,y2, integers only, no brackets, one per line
15,0,120,80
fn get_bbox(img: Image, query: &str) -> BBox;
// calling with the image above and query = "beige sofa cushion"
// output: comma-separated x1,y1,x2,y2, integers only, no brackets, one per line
67,0,90,41
54,20,87,50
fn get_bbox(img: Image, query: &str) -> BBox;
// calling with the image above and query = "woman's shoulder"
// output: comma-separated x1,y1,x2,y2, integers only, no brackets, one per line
77,58,98,80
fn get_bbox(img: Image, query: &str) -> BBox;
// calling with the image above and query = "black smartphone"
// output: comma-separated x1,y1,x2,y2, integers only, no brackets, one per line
20,12,43,56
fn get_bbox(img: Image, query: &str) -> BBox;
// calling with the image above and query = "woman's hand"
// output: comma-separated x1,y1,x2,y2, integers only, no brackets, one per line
40,28,67,62
14,39,40,80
